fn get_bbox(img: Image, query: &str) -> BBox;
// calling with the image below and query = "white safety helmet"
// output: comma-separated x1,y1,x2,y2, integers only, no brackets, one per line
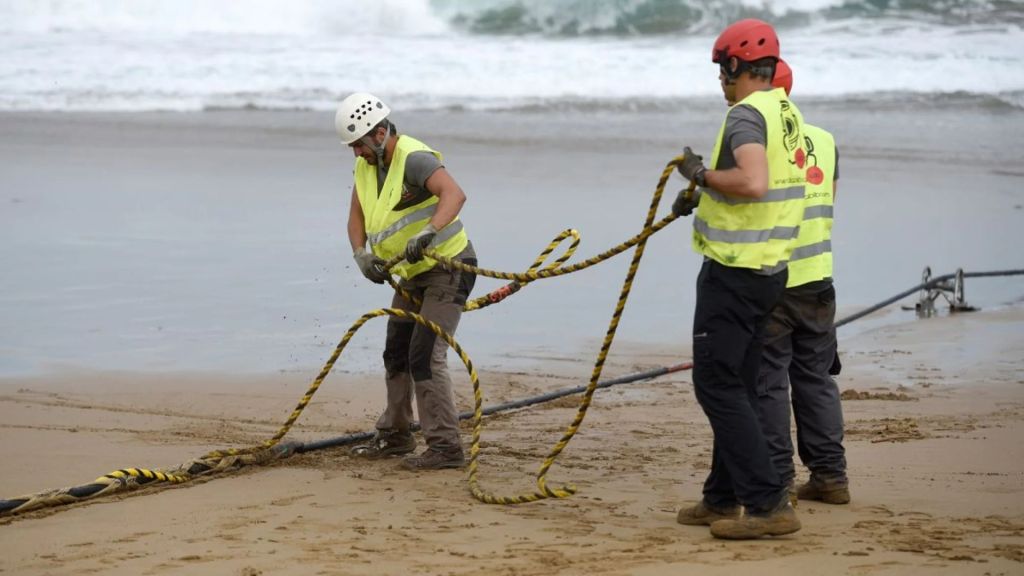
335,92,391,145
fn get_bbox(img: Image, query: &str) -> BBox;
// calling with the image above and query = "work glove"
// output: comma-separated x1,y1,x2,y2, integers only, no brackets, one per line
677,146,708,188
671,188,700,217
404,223,437,264
353,247,388,284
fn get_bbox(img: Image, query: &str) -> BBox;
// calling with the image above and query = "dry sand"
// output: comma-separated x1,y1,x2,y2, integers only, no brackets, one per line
1,305,1022,575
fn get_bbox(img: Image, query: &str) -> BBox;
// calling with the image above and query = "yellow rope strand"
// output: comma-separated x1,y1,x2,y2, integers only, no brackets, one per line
241,154,690,504
1,154,693,515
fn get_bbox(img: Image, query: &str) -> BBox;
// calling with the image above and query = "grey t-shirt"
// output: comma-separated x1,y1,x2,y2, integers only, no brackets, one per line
716,103,767,170
720,103,840,180
377,150,444,211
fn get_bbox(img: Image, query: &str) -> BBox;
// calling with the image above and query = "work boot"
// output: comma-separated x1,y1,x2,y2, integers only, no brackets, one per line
709,497,801,540
350,429,416,459
797,475,851,505
787,480,798,508
676,500,741,526
400,447,465,471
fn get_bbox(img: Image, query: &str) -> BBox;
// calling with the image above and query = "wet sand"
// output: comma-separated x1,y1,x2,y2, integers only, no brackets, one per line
2,107,1023,375
1,307,1023,575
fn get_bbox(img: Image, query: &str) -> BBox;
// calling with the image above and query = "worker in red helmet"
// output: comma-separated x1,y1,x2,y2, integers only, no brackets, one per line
672,19,805,540
773,58,794,96
756,59,851,507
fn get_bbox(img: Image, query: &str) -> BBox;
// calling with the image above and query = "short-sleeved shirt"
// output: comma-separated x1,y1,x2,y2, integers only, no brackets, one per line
720,100,840,181
377,150,444,211
716,103,767,170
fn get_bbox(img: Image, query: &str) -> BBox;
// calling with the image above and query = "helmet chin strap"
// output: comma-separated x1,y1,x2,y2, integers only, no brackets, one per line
356,122,392,166
372,122,392,166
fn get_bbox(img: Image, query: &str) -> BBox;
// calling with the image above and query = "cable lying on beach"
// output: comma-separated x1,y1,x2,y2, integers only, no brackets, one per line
3,138,1019,514
834,268,1024,328
0,154,693,516
0,362,692,517
1,255,1019,516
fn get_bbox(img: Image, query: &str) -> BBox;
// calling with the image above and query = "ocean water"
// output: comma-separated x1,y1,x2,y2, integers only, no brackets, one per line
1,0,1022,111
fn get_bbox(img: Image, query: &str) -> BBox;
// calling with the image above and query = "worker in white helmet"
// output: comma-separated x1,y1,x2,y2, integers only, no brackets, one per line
337,92,476,470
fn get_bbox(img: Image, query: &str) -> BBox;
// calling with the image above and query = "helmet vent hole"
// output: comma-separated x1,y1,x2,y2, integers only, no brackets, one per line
740,40,748,47
758,38,765,46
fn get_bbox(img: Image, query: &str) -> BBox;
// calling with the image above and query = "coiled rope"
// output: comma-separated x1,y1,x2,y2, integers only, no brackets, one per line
9,148,1014,516
0,154,693,515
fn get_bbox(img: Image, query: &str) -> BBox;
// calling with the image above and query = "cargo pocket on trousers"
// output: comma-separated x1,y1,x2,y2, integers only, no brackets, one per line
693,330,744,385
453,258,477,306
756,372,770,398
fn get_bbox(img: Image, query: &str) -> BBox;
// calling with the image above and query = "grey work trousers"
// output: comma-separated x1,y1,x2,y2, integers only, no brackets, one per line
376,244,476,452
757,279,847,484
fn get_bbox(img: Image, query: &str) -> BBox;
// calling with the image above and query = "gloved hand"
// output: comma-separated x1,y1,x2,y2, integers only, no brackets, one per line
671,188,699,217
677,146,707,187
405,223,437,263
353,247,388,284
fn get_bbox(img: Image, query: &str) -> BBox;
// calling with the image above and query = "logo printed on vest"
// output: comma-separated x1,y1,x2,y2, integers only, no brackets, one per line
780,100,806,169
803,134,823,185
807,166,824,186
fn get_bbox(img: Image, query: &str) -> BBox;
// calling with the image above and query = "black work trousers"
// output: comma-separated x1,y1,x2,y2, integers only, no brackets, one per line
692,259,787,514
757,280,846,484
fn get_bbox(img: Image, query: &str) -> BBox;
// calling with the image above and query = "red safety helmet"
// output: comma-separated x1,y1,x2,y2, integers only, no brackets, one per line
712,19,780,65
773,58,793,96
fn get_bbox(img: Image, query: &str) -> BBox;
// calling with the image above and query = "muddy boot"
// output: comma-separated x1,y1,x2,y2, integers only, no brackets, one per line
350,429,416,459
400,447,465,471
797,475,850,504
709,497,801,540
787,480,798,508
676,500,741,526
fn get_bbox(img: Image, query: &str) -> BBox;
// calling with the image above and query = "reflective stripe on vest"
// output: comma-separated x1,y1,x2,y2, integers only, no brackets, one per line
786,123,836,288
693,218,799,244
354,135,469,280
692,87,807,273
702,185,805,206
789,239,831,262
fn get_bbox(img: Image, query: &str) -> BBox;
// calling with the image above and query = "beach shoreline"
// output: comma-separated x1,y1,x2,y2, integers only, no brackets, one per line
2,108,1023,378
2,305,1023,575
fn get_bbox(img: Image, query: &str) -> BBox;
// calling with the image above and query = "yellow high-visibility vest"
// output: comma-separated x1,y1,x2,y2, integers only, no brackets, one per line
692,87,807,273
355,135,468,279
787,123,836,287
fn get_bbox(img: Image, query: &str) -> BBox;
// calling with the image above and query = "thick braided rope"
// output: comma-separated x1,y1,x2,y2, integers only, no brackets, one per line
2,444,293,515
2,155,692,515
205,154,689,504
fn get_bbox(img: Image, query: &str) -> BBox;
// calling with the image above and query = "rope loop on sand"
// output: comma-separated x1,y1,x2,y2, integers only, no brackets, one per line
209,153,690,505
5,150,1023,516
1,154,694,514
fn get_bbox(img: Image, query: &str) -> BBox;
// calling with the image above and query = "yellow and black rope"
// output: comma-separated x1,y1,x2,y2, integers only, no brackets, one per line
259,153,692,504
0,154,693,515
